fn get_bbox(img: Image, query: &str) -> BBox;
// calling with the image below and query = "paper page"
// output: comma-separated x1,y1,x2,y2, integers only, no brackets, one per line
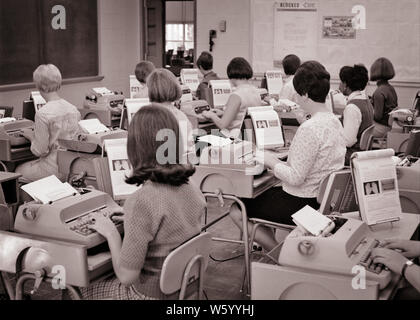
0,117,16,124
31,91,46,112
125,98,150,124
93,88,114,96
180,69,200,92
105,139,141,200
129,75,142,99
265,70,283,95
292,205,333,236
21,176,79,204
210,80,232,107
249,107,285,149
197,135,233,147
351,149,401,225
79,119,110,134
180,85,193,103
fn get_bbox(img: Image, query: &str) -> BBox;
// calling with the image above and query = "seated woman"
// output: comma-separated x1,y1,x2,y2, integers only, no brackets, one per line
370,57,398,138
202,57,261,139
147,68,195,161
339,64,374,164
196,51,220,100
133,61,155,99
78,105,206,300
229,61,346,251
16,64,80,183
372,239,420,300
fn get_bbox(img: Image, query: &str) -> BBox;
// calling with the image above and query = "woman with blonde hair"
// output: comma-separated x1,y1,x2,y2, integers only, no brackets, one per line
16,64,80,182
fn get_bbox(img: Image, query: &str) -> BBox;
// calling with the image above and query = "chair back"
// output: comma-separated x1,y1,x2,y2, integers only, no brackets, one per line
160,232,211,300
359,124,375,151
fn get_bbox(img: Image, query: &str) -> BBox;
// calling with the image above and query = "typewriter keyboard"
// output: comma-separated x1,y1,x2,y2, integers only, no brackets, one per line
359,239,387,274
68,207,122,236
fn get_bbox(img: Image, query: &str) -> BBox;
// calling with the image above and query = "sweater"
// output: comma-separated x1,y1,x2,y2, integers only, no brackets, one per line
119,180,206,299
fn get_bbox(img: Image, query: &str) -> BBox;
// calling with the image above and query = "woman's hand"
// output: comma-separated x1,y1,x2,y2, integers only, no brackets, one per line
380,239,420,259
371,247,409,275
20,128,34,142
255,151,281,170
202,110,217,120
88,214,119,239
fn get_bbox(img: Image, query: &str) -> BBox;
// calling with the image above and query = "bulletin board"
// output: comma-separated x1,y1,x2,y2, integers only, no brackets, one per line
250,0,420,82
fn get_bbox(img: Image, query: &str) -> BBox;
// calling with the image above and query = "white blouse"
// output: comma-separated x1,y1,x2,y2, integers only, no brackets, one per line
274,111,346,198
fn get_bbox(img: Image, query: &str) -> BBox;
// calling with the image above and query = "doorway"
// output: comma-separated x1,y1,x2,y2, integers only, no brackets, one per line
143,0,196,74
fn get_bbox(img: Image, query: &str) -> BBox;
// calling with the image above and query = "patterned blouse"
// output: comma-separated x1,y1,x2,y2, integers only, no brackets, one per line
274,111,346,198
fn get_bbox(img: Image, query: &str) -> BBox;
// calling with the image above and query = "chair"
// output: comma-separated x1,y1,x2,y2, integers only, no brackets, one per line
160,232,211,300
359,124,375,151
413,90,420,113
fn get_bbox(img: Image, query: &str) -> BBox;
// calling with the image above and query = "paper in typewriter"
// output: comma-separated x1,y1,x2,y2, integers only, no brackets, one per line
210,80,232,108
124,98,150,125
181,69,200,93
129,75,142,99
248,106,285,149
292,205,333,236
104,139,141,200
265,70,283,95
79,119,110,134
21,175,79,204
351,149,401,226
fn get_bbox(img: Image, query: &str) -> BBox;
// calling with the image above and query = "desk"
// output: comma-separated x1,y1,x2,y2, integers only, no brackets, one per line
251,212,420,300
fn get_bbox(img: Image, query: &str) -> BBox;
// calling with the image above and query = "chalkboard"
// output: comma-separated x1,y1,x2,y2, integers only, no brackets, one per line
0,0,98,86
250,0,420,82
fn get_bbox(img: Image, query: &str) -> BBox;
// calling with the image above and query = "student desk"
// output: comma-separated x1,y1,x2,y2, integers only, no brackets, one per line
251,212,420,300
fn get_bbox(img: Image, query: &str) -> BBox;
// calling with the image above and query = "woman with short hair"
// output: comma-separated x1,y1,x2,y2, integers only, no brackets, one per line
229,61,346,251
147,68,195,160
202,57,261,139
16,64,80,182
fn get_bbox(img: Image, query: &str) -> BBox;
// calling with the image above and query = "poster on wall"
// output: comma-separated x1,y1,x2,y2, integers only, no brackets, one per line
273,1,318,66
322,16,356,39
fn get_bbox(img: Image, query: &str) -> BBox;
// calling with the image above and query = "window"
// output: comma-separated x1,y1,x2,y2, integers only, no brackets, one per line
165,23,194,53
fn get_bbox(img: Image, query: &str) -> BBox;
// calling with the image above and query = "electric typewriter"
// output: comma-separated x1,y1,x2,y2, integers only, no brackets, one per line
0,118,35,162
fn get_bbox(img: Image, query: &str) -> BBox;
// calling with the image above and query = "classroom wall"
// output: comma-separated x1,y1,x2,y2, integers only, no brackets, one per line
196,0,419,108
196,0,251,78
0,0,141,117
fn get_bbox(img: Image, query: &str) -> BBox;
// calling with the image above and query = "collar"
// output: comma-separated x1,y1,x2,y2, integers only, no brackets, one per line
348,91,366,101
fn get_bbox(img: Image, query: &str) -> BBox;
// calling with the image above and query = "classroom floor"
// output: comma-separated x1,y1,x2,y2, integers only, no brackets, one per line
0,197,258,301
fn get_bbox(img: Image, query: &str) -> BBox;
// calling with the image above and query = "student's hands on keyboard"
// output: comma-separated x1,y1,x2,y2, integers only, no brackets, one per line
380,239,420,259
371,246,410,275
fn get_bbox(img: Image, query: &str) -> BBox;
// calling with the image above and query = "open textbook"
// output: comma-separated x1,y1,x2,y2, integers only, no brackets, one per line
248,106,285,150
129,75,142,98
265,70,283,95
104,139,141,200
209,80,232,108
124,98,150,124
180,69,200,93
21,175,79,204
351,149,401,226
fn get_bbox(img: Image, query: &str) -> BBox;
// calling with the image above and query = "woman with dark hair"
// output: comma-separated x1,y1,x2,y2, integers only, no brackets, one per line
202,57,261,138
78,104,206,300
339,64,374,164
370,57,398,138
229,61,346,251
133,61,155,98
